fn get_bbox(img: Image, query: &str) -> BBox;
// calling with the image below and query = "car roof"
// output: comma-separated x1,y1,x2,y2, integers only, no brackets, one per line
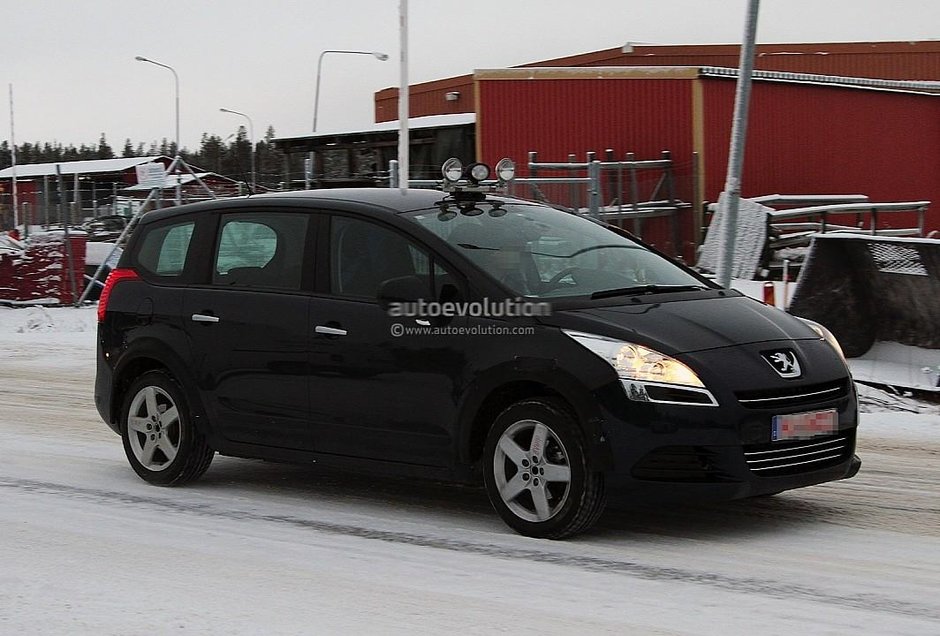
137,188,533,224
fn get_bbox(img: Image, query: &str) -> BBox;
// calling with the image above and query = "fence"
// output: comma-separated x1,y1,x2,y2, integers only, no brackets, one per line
701,194,932,279
389,150,694,258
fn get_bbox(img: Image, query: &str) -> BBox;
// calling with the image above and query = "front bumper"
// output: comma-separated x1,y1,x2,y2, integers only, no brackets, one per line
593,372,860,503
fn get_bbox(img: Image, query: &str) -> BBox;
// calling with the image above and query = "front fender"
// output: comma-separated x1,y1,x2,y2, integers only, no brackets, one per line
455,356,615,474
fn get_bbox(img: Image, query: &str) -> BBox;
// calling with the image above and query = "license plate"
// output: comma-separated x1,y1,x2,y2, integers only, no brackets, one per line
772,409,838,441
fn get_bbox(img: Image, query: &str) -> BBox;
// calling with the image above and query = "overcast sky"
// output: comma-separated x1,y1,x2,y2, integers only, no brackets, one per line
2,0,938,152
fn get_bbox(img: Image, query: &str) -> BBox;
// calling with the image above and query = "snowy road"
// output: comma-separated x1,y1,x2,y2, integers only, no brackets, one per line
2,307,939,635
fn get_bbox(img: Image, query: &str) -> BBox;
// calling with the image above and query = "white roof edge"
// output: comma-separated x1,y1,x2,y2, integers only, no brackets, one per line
812,233,940,245
479,65,940,92
699,66,940,91
277,113,476,141
0,156,170,179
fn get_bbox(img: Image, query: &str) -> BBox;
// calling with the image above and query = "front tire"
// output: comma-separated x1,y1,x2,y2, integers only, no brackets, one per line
120,370,214,486
483,398,605,539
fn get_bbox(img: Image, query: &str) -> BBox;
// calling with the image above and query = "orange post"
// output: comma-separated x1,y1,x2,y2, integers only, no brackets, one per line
762,281,776,306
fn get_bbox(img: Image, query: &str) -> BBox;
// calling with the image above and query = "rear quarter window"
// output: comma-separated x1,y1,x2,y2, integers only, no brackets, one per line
135,221,196,278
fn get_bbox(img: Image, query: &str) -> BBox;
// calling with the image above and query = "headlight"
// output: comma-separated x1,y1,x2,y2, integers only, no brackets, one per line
564,330,717,406
563,330,704,388
797,318,846,361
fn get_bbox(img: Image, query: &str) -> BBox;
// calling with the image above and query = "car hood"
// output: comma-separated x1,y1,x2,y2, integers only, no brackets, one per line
548,294,817,355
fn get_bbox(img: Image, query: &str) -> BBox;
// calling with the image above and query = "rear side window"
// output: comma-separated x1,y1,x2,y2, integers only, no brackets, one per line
136,221,195,278
212,212,309,290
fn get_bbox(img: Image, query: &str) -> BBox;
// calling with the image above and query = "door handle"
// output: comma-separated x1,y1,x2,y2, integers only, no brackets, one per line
315,325,347,336
191,313,220,323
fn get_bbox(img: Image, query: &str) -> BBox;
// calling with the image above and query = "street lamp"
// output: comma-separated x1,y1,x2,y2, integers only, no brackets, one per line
307,50,388,189
219,107,256,191
313,50,389,133
135,55,181,204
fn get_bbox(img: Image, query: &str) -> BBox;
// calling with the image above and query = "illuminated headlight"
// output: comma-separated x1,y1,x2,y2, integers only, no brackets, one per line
466,162,490,183
495,158,515,182
798,318,846,361
442,158,463,183
564,330,717,406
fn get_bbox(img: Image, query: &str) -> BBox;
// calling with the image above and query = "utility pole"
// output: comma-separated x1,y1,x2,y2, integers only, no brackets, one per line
716,0,761,288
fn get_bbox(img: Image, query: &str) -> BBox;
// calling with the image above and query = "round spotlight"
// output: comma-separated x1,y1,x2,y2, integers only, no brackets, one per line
466,162,490,184
495,158,516,182
442,158,463,182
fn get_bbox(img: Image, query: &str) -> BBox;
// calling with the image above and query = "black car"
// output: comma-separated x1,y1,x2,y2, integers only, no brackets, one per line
95,159,860,539
83,214,130,242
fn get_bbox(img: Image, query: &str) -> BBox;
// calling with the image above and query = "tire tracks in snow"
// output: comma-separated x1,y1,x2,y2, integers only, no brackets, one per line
3,476,939,623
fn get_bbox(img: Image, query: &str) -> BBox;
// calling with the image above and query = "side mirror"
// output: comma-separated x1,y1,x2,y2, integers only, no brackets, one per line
378,275,428,307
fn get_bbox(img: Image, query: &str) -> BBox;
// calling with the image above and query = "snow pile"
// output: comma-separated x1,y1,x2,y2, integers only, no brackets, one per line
856,382,936,414
0,232,26,257
0,305,98,334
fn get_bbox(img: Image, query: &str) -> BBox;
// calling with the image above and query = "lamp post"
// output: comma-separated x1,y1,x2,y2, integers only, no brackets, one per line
308,50,389,188
135,55,181,204
219,107,256,191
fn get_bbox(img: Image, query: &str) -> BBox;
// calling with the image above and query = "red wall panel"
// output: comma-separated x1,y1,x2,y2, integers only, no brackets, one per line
702,79,940,233
477,77,699,257
478,78,694,172
475,73,939,254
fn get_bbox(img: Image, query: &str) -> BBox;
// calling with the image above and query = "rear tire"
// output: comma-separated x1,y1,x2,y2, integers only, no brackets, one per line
120,371,214,486
483,398,605,539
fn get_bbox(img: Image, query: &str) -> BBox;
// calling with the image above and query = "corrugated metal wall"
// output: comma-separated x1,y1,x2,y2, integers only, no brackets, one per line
477,72,939,255
477,76,699,258
374,41,940,122
375,75,472,123
701,79,940,232
477,77,694,172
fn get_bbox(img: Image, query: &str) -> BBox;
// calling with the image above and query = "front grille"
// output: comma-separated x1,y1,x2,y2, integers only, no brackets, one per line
743,433,853,477
632,446,731,482
735,379,849,409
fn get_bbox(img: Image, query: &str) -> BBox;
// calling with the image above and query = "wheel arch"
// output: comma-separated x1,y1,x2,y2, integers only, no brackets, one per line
112,340,210,437
457,365,613,476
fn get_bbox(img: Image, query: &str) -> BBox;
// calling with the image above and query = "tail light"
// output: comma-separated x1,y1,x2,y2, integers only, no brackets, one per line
97,268,140,322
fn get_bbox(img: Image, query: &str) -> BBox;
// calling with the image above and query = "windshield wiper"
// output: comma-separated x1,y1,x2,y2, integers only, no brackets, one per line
456,243,498,251
591,284,708,300
530,244,639,259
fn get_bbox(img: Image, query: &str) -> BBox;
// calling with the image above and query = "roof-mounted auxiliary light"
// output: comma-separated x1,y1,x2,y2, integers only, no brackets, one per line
465,162,490,184
442,158,463,183
495,158,515,183
440,157,515,191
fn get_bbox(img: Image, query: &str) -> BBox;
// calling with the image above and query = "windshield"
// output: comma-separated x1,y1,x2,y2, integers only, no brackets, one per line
407,200,708,298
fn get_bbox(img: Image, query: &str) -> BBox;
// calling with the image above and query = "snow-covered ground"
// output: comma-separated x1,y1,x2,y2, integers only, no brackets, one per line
1,304,939,635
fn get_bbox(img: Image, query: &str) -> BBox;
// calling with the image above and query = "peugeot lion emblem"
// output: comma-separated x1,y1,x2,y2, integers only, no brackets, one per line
762,349,802,378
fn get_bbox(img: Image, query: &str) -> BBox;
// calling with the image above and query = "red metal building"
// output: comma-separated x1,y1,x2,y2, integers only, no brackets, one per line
371,42,940,255
375,40,940,123
471,66,939,258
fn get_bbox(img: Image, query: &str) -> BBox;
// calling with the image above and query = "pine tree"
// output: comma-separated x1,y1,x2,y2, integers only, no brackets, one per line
97,133,114,160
